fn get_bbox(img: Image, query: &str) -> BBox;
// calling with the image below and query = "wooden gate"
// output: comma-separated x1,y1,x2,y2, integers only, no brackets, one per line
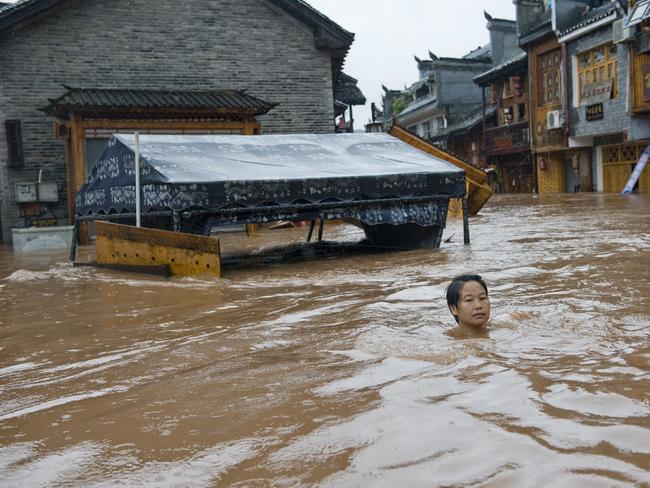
602,142,650,192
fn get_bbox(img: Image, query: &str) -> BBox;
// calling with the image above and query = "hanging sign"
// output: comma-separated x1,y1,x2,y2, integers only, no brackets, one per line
585,103,604,121
581,79,612,104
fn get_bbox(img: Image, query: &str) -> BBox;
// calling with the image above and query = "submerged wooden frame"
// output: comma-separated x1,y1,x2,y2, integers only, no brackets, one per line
88,221,221,277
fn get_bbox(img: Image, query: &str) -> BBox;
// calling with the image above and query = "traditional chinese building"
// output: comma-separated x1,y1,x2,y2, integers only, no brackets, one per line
474,52,532,192
516,0,650,194
0,0,356,244
516,1,571,193
556,0,650,193
375,12,519,169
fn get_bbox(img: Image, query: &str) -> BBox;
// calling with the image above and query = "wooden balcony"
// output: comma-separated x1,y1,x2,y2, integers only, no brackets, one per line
484,121,530,155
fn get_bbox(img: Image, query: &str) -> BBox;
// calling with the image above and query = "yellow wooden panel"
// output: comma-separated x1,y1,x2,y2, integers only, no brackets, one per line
638,164,650,193
388,124,493,215
447,198,462,218
603,164,631,193
537,154,565,193
95,221,221,277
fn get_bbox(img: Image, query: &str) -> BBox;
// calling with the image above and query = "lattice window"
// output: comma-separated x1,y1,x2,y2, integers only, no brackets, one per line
538,48,562,105
578,43,617,104
621,144,637,161
603,142,648,164
604,146,620,163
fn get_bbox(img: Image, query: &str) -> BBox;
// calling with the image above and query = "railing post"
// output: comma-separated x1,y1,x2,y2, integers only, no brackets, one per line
462,196,470,245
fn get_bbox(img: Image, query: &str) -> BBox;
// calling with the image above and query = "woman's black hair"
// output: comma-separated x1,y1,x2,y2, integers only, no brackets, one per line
445,275,488,322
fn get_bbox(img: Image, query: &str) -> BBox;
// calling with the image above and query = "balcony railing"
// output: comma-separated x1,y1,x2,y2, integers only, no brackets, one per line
485,121,530,155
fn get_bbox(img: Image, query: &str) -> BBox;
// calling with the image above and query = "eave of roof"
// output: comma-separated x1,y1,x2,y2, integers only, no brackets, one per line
463,44,492,60
473,51,527,86
0,0,354,51
397,94,437,120
268,0,353,50
431,105,496,140
335,73,366,106
418,56,492,67
519,19,553,47
558,2,618,37
557,5,619,43
40,86,278,119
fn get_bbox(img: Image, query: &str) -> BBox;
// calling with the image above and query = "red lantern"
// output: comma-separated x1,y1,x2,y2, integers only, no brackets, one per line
538,156,546,171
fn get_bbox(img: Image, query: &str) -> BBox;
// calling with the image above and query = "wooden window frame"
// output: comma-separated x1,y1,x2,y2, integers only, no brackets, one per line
538,48,562,106
577,43,618,105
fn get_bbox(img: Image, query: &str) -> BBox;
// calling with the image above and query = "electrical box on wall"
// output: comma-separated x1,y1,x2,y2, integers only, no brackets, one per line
15,183,37,203
37,182,59,202
15,182,59,203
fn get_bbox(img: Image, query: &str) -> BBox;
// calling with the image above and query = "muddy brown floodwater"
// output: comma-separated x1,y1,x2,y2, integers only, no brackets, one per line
0,193,649,487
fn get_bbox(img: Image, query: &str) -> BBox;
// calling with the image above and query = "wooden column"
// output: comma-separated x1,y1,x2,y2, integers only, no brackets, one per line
243,118,258,236
243,119,255,135
63,131,75,224
70,114,89,244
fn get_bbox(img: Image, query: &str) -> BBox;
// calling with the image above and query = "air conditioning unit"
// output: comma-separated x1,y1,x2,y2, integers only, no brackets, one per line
547,110,564,129
613,19,635,44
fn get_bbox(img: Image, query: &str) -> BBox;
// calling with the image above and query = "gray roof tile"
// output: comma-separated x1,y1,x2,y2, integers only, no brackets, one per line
41,87,277,117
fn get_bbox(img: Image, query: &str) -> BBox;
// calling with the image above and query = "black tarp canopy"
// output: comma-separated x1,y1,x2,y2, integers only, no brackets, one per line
75,133,466,235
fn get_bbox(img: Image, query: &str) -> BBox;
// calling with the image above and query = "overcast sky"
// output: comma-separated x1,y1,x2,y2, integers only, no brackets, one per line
306,0,519,127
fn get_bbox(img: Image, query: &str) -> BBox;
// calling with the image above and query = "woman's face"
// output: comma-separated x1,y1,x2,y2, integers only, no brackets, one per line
449,280,490,328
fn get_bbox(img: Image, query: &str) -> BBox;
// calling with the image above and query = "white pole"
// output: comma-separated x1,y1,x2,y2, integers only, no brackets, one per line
135,132,141,228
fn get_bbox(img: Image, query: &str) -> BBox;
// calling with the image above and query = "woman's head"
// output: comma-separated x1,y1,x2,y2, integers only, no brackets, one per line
446,275,490,328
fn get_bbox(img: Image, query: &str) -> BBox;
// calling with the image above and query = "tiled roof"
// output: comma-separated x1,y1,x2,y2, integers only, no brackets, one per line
519,19,553,47
473,51,527,86
431,104,495,140
335,72,366,106
40,87,277,117
268,0,353,49
417,56,491,67
558,2,618,37
463,44,491,60
397,94,437,119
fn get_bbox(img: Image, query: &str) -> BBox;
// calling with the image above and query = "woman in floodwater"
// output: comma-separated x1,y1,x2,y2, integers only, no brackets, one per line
446,274,491,338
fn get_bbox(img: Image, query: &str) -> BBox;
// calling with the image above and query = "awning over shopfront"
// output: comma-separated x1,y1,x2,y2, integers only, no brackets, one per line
75,133,466,231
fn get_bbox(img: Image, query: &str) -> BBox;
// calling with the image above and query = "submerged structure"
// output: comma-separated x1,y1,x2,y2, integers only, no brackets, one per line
72,133,470,274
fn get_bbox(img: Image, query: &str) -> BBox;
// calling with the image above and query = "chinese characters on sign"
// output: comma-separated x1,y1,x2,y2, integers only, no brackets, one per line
581,79,613,104
586,103,604,121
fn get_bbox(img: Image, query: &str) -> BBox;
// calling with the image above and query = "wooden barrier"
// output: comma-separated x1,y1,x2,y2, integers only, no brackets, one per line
95,221,221,277
389,124,493,216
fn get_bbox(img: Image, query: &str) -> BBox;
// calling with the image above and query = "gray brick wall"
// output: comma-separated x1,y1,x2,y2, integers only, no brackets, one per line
568,24,630,138
435,65,491,106
0,0,336,243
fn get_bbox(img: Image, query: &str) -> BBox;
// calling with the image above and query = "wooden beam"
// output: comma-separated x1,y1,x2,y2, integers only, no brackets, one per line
72,119,250,131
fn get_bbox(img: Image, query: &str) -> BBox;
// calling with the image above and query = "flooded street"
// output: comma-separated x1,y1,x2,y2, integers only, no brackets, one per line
1,193,649,487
